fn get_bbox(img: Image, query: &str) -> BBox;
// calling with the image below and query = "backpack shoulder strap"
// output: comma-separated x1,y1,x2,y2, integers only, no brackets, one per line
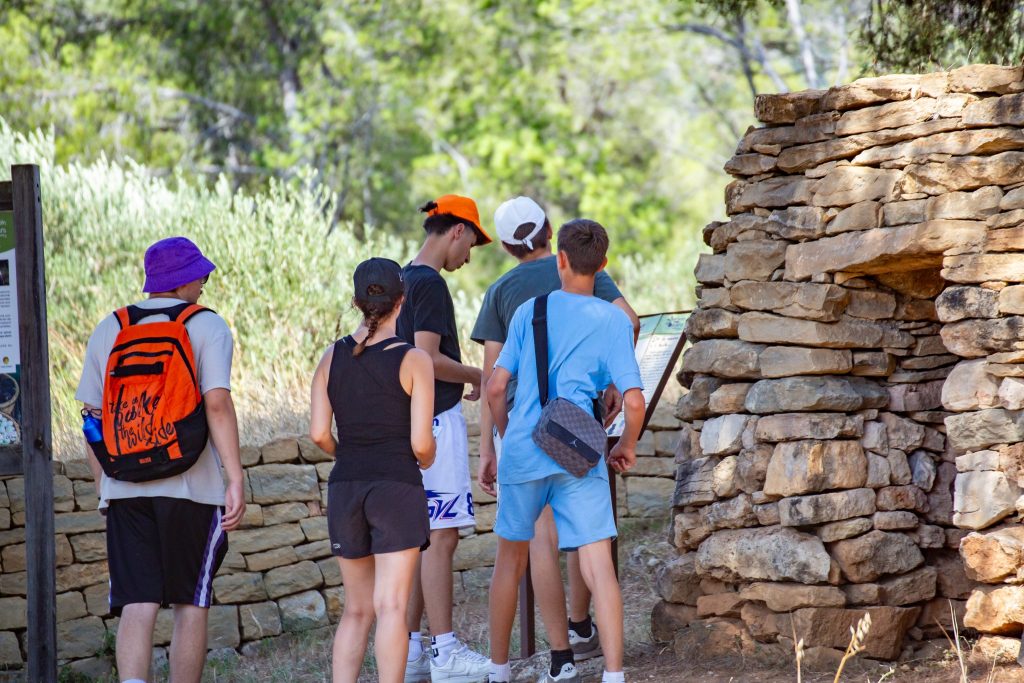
174,304,214,325
113,307,131,330
532,294,550,407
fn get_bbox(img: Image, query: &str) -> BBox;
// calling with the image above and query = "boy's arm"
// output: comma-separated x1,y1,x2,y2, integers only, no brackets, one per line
608,388,644,472
477,341,503,496
414,330,482,399
486,367,512,438
80,404,103,500
205,388,246,531
611,296,641,343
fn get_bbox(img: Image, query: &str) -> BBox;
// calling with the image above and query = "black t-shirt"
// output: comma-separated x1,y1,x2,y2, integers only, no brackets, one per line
396,264,464,416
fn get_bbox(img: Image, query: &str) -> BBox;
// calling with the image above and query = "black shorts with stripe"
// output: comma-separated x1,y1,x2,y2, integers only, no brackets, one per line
105,496,227,615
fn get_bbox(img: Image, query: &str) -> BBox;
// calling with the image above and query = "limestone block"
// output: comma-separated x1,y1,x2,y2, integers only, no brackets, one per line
790,606,920,660
945,408,1024,452
879,567,937,606
229,523,306,555
908,451,937,491
778,488,876,527
1003,186,1024,211
695,526,831,584
907,152,1024,197
684,308,738,341
240,601,282,641
723,240,788,282
827,200,882,234
0,597,26,629
625,477,675,518
208,605,240,649
707,383,751,414
817,517,873,542
246,547,299,573
925,462,957,526
785,221,986,281
736,446,772,493
673,457,717,507
56,616,106,659
279,590,329,632
876,485,929,512
767,206,829,240
856,129,1024,167
57,562,109,592
851,351,896,376
883,198,928,226
873,511,918,530
262,502,311,526
960,526,1024,583
962,92,1024,125
656,552,700,605
811,166,900,208
452,533,497,571
744,376,887,414
754,413,863,442
830,530,924,582
949,64,1024,94
942,360,1000,412
935,286,999,322
699,494,756,531
845,290,896,320
758,347,852,378
212,572,268,604
763,440,866,496
260,437,300,464
317,557,342,587
955,450,1000,472
695,253,726,285
724,152,777,177
843,583,883,606
672,618,760,659
298,435,334,464
739,582,845,611
682,340,763,379
711,457,739,499
971,636,1021,664
0,631,20,666
697,287,734,311
754,502,780,525
822,72,947,110
324,586,345,622
696,592,746,618
866,454,892,488
651,601,697,643
675,375,725,421
54,510,106,535
754,89,825,123
954,470,1018,530
837,97,945,136
964,586,1024,634
247,465,319,504
300,516,328,541
672,511,711,551
726,175,817,214
944,254,1024,283
999,285,1024,315
730,281,849,321
909,524,945,549
700,415,750,456
887,450,912,486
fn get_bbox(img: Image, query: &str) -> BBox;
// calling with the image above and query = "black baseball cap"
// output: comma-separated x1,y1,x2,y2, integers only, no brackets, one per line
353,257,404,302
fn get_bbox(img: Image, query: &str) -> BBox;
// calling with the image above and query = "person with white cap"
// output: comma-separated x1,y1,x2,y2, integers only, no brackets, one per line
470,199,639,683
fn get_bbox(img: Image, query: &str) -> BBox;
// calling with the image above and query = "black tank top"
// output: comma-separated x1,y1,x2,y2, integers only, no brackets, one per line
326,335,422,486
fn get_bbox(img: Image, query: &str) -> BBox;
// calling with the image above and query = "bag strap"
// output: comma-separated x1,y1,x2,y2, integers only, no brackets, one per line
532,294,550,407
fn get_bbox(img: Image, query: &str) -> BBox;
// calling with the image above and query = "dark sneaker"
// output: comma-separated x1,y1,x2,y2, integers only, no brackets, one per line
568,622,601,661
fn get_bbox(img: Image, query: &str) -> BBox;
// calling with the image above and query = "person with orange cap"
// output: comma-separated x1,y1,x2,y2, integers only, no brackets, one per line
397,195,493,683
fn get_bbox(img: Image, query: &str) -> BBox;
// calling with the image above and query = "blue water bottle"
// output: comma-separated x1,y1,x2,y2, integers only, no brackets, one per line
81,410,103,443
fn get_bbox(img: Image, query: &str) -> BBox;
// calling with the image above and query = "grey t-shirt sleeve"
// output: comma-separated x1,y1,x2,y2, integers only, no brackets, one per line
471,286,506,345
594,271,623,303
75,315,118,407
189,312,234,394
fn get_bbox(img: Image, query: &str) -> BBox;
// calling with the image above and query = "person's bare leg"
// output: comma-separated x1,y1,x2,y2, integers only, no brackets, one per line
577,539,623,672
567,551,592,623
373,548,421,683
488,538,530,667
334,556,376,683
169,604,209,683
406,552,425,635
421,527,459,635
529,506,570,650
117,602,159,681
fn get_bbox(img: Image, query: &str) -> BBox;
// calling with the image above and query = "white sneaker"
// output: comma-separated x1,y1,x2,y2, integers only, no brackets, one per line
537,662,580,682
430,642,491,683
405,649,432,683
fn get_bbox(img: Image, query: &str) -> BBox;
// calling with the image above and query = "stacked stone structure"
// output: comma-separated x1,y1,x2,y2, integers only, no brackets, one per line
658,65,1024,663
0,414,683,676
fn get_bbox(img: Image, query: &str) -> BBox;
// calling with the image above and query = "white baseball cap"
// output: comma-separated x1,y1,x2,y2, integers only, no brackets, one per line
494,196,546,250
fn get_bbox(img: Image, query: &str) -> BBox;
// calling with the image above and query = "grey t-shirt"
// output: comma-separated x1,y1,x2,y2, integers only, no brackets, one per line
471,255,624,401
75,298,234,508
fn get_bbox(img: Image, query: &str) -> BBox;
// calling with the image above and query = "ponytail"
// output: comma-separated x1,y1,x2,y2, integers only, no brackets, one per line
352,283,402,356
353,311,384,357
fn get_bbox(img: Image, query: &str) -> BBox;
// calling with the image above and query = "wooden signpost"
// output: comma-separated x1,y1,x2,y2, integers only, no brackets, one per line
0,165,56,681
518,310,689,658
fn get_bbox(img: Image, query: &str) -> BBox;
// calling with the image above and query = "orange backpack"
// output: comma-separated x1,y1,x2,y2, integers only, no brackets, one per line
89,303,211,482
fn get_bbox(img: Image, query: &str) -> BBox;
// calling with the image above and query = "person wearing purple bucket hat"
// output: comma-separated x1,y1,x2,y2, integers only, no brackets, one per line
76,236,245,683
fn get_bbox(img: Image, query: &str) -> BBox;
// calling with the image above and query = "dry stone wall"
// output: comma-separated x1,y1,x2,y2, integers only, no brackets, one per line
0,417,682,677
659,65,1024,663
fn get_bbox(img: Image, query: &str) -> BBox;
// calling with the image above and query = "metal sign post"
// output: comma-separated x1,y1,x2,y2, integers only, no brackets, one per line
1,164,56,681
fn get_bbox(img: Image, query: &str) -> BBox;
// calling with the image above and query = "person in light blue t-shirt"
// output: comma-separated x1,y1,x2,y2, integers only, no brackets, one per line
485,219,645,683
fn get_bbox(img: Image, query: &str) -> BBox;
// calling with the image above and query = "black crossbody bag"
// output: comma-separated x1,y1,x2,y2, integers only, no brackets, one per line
529,294,608,477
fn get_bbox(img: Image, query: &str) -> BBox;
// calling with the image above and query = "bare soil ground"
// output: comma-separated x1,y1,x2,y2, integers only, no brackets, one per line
154,518,1024,683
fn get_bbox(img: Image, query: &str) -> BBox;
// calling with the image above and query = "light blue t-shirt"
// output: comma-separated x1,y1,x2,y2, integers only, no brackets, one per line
495,290,643,485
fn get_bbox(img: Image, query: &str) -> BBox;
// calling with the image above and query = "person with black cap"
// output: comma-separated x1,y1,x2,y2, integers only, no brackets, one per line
309,257,437,683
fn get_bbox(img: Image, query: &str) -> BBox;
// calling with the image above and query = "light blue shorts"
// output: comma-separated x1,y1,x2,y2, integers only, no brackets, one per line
494,473,617,551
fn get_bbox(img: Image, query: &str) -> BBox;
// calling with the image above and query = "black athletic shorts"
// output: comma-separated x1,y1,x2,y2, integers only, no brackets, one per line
106,496,227,616
327,480,431,559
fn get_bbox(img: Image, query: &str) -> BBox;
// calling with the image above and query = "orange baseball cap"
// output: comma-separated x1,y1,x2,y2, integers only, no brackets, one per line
427,194,492,245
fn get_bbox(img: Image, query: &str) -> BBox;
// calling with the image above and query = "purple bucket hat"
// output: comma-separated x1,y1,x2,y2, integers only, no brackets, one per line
142,237,217,293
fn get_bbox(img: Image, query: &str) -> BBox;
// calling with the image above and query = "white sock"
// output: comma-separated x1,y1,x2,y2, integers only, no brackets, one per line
490,661,512,681
408,632,423,662
602,671,626,683
431,631,457,664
